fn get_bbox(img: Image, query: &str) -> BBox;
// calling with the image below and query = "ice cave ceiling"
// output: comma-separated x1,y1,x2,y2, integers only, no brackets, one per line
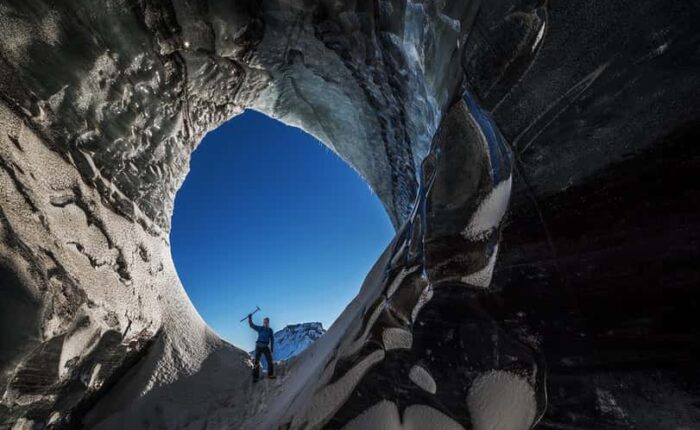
0,0,699,429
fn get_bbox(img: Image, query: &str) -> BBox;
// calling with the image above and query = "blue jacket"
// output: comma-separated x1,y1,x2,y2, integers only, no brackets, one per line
249,317,274,350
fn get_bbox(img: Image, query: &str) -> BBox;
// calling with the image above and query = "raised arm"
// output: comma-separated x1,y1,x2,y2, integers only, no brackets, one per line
248,314,260,331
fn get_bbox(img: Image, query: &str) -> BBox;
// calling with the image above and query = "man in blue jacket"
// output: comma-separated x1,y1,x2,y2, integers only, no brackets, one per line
248,314,275,381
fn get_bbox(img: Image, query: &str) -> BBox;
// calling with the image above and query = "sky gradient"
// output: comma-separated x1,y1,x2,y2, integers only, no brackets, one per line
171,110,395,349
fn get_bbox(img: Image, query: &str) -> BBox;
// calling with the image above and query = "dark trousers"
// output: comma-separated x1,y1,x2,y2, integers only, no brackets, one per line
253,346,274,379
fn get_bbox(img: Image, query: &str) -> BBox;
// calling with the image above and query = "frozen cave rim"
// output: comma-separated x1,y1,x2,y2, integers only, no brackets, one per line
155,88,532,430
168,109,394,355
0,82,542,430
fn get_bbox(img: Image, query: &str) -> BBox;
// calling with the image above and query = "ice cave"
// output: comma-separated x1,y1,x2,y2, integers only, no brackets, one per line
1,1,699,429
170,109,394,350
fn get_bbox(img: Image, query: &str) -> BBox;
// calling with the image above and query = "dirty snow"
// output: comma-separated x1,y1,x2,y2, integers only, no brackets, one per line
462,176,512,241
343,400,466,430
408,365,436,394
466,370,536,430
382,328,413,350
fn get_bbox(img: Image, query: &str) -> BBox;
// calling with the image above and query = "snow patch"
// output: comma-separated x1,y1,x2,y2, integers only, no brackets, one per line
11,418,35,430
88,364,103,390
403,405,466,430
596,388,627,422
461,244,499,289
342,400,400,430
467,370,536,430
298,349,385,429
411,285,434,322
462,176,512,241
408,365,436,394
532,22,546,53
343,401,465,430
382,327,413,351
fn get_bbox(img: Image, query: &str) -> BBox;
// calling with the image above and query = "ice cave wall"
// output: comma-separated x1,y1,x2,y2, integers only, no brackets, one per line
0,0,474,426
1,0,699,429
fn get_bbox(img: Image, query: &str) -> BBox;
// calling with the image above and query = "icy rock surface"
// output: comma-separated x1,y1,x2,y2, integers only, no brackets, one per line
1,0,700,429
250,322,326,362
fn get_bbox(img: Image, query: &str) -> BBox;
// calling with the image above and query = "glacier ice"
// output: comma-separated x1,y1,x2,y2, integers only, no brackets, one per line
1,0,700,429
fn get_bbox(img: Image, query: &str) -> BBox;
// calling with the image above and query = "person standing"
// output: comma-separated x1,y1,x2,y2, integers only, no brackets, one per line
248,314,275,381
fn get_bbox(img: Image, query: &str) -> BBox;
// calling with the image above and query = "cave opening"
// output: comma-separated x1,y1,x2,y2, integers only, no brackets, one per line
170,110,395,353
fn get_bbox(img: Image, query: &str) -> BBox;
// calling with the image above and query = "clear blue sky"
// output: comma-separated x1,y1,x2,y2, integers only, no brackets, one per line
171,110,394,349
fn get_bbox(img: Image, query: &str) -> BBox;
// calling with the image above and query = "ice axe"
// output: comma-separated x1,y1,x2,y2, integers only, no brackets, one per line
240,306,261,322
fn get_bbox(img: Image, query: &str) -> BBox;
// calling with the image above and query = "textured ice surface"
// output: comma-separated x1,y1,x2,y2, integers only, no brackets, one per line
382,328,414,351
343,401,466,430
411,284,434,323
408,365,436,394
295,350,386,429
467,371,537,430
2,0,700,428
462,177,512,241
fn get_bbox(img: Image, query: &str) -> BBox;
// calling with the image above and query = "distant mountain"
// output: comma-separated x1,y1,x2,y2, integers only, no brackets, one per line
250,322,326,362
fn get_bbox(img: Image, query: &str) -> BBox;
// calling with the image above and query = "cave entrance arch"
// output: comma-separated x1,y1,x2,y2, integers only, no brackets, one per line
1,0,699,427
170,110,395,351
0,1,545,427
